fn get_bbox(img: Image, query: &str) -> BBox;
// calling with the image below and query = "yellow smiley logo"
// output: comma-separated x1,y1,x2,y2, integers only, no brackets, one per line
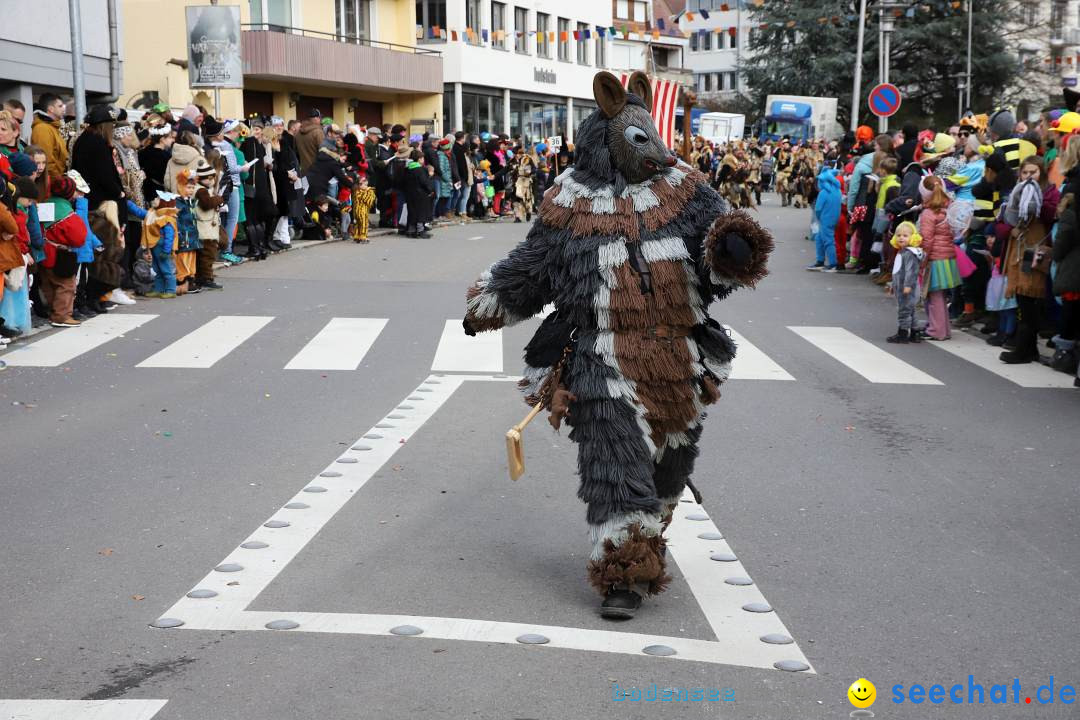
848,678,876,709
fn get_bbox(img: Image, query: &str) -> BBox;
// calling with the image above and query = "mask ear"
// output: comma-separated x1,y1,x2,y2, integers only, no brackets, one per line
593,71,627,118
627,71,654,111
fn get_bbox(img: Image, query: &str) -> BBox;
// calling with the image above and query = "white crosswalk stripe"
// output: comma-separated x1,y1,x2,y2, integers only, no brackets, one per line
0,699,168,720
789,326,944,385
432,319,503,373
136,316,273,369
5,315,1075,389
724,326,795,381
0,314,157,367
926,330,1077,388
284,318,388,370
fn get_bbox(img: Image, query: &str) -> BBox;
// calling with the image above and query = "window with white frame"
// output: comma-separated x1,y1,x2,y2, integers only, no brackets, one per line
537,12,550,57
595,33,606,67
514,6,529,53
416,0,446,38
558,17,570,61
465,0,481,43
491,1,506,48
702,30,711,50
690,31,698,51
335,0,370,41
576,22,589,64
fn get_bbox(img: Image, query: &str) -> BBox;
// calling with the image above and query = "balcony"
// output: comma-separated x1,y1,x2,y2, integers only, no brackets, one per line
241,25,443,95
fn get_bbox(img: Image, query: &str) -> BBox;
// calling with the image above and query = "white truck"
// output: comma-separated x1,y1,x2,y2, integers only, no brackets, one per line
761,95,843,143
698,112,746,144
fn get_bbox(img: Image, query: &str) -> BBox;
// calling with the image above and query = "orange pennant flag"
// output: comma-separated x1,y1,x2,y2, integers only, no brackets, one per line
559,30,568,42
451,30,458,41
652,28,660,40
686,12,695,21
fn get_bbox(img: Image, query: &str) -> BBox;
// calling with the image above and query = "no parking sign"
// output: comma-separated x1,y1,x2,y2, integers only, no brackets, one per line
868,83,902,118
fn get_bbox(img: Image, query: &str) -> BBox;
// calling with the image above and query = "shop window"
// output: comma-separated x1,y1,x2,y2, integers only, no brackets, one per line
336,0,370,42
465,0,481,43
537,13,551,58
595,35,606,68
576,22,589,65
558,17,570,61
492,2,506,49
515,6,529,54
417,0,447,40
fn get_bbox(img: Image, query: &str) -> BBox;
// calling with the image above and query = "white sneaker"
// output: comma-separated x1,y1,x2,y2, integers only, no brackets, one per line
110,289,136,305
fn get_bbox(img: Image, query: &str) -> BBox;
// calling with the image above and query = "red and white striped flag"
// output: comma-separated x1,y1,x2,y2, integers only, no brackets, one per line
620,74,681,149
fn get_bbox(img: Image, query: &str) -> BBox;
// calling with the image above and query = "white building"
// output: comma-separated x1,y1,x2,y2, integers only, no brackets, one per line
678,0,754,99
1012,0,1080,120
608,0,689,85
425,0,613,142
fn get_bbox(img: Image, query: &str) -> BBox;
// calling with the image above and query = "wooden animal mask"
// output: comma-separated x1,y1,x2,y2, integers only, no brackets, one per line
591,71,674,184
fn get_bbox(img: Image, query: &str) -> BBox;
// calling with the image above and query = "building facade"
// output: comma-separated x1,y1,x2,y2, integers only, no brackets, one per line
678,0,753,101
0,0,123,140
608,0,689,86
122,0,442,132
1012,0,1080,120
432,0,611,142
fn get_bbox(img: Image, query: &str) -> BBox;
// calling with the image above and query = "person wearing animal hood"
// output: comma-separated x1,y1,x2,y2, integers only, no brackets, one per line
462,72,774,619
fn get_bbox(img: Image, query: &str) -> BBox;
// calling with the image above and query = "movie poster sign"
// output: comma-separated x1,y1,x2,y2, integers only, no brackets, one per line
186,5,243,88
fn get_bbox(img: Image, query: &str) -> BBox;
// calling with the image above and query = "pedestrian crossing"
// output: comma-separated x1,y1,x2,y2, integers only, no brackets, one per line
1,312,1074,389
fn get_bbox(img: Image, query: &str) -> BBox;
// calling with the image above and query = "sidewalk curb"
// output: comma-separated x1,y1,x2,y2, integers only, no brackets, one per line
212,227,400,272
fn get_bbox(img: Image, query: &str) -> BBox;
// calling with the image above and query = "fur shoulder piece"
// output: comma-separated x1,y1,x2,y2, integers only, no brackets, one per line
538,161,708,242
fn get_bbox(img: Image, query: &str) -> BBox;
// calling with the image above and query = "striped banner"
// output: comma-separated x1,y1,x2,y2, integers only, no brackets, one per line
620,74,681,149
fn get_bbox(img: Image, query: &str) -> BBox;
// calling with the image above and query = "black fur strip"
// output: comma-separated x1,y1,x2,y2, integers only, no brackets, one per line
652,424,703,500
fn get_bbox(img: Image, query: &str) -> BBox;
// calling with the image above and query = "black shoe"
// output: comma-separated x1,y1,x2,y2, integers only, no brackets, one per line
1000,350,1035,364
514,218,522,223
418,231,433,238
908,330,923,344
599,589,643,620
186,282,202,294
986,333,1006,347
886,328,909,343
91,301,109,313
0,320,21,339
200,280,224,291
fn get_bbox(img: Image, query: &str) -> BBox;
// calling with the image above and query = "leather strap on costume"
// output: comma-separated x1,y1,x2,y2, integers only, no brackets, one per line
643,325,691,342
542,341,578,431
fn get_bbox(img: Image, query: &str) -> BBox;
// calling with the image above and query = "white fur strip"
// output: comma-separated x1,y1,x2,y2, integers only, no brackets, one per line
553,184,578,208
518,364,549,398
594,282,611,330
594,331,657,457
588,511,664,561
664,165,689,186
591,195,617,214
466,266,527,324
640,237,690,263
597,241,629,269
710,269,742,290
704,357,733,382
627,185,660,212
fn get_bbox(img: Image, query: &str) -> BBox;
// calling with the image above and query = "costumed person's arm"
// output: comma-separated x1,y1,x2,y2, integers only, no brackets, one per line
1054,183,1080,263
701,208,775,294
126,200,147,221
76,197,103,252
463,222,554,335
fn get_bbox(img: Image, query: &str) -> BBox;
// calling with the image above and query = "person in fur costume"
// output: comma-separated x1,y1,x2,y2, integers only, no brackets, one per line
462,71,774,619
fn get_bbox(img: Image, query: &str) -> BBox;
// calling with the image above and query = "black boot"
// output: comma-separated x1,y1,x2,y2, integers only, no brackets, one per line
599,587,643,620
886,328,909,344
0,317,22,339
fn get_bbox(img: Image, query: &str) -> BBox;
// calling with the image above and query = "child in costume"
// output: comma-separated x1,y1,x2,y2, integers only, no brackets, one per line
173,169,201,295
350,175,376,243
463,72,774,619
886,221,925,343
193,160,226,290
304,196,333,240
142,191,179,298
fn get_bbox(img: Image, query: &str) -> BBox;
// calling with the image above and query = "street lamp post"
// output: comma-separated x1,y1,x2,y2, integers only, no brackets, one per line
68,0,86,125
850,0,869,131
965,0,974,109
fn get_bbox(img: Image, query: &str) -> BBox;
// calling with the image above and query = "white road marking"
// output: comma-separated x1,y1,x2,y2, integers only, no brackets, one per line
927,331,1077,388
789,326,943,385
159,373,810,671
0,699,168,720
136,316,273,369
724,325,795,380
432,319,503,373
284,318,388,370
1,314,156,367
666,488,813,670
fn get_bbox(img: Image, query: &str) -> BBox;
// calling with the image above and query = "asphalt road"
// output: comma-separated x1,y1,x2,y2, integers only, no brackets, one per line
2,196,1078,720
